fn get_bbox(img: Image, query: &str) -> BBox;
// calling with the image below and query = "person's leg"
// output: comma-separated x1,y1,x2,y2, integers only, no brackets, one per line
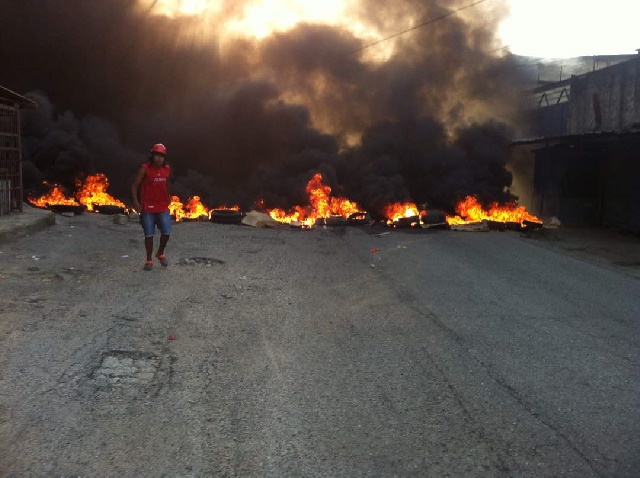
140,213,155,270
145,237,154,261
158,234,169,255
155,211,172,266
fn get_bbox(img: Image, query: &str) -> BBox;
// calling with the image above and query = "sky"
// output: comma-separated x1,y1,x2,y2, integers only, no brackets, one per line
143,0,639,59
500,0,639,58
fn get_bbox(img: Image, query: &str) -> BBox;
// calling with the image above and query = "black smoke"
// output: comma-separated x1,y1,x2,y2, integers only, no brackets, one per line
20,92,144,199
1,0,531,214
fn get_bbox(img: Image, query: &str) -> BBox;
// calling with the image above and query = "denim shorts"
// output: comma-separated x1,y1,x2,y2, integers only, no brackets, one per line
140,211,172,237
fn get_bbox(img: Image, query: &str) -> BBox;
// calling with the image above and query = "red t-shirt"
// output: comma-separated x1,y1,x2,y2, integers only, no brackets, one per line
140,163,170,213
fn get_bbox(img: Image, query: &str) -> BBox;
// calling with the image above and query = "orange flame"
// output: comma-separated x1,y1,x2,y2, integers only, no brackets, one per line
306,173,331,218
268,206,308,225
170,195,220,221
75,173,125,211
28,184,79,208
330,197,361,217
265,173,364,226
382,202,420,223
29,174,125,211
446,196,542,225
183,196,209,219
169,195,185,221
211,204,241,211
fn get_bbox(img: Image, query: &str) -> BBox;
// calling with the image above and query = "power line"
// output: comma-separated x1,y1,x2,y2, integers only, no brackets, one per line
344,0,489,56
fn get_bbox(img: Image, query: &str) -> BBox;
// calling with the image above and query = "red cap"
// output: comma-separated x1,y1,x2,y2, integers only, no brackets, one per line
151,143,167,155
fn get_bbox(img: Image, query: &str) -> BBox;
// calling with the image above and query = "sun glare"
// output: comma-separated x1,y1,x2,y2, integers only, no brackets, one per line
499,0,638,58
179,0,211,15
145,0,637,59
225,0,349,39
144,0,362,41
143,0,221,17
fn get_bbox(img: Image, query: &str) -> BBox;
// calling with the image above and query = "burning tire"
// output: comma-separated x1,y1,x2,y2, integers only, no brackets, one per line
505,221,523,231
523,220,543,231
325,216,348,226
347,212,371,225
394,215,420,228
487,220,506,231
48,204,85,215
93,204,126,215
421,210,447,225
182,215,209,222
209,209,244,224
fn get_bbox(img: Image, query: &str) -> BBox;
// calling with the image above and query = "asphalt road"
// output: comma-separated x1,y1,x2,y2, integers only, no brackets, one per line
0,214,638,476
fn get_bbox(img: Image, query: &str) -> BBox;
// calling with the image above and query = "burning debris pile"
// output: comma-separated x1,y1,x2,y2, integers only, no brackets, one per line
380,198,542,231
169,196,242,223
76,174,126,213
265,173,365,227
28,170,542,231
446,196,543,231
28,174,125,214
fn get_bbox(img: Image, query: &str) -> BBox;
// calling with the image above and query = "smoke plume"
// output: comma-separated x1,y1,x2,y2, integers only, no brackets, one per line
0,0,532,213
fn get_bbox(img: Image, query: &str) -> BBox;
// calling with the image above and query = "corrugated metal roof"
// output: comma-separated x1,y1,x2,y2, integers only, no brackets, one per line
0,86,37,108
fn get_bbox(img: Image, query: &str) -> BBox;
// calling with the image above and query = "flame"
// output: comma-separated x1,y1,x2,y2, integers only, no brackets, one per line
330,197,361,217
28,184,79,208
169,195,186,221
382,202,420,223
268,207,305,225
306,173,331,218
211,204,241,211
76,174,125,211
446,196,542,225
29,174,125,211
183,195,209,219
266,173,364,226
170,195,227,221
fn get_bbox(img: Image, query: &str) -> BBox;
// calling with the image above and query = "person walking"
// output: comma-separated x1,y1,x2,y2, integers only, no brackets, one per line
131,143,172,271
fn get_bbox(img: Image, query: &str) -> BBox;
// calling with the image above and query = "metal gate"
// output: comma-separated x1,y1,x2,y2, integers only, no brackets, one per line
0,103,22,215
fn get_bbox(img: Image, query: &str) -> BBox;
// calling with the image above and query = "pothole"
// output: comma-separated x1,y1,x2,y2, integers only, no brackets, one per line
87,350,171,396
178,257,225,266
92,350,160,389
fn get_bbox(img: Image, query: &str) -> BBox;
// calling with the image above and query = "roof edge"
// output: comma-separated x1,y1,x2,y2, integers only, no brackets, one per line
0,86,37,109
511,129,640,146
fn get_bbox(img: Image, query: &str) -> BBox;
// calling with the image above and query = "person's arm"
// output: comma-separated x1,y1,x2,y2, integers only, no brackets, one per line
130,166,145,212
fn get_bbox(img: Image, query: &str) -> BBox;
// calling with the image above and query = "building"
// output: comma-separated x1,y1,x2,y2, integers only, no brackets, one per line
512,54,640,232
0,86,37,215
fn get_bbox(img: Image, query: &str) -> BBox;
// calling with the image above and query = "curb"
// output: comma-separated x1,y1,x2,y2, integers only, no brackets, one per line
0,210,56,243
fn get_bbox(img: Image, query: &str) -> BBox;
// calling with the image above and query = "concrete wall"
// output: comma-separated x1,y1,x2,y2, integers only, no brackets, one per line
569,57,640,133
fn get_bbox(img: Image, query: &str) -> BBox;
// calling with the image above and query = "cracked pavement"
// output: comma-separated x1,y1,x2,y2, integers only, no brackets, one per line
0,213,639,476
